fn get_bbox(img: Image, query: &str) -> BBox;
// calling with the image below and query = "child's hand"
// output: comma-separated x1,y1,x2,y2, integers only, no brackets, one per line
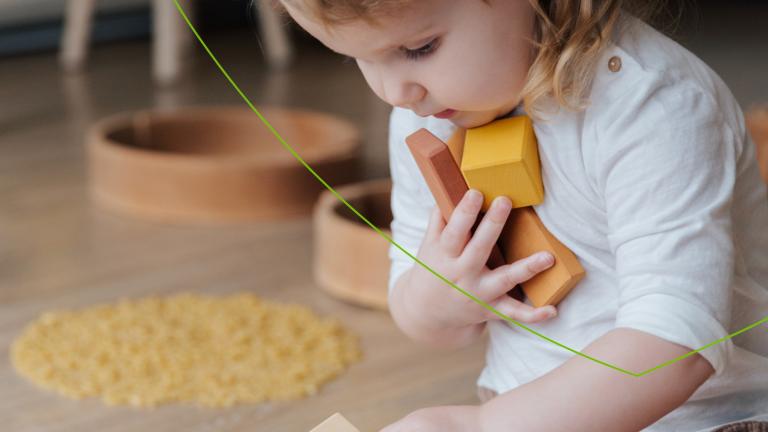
406,189,558,330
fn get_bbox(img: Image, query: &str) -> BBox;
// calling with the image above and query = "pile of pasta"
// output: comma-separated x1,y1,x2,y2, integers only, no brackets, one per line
11,293,362,408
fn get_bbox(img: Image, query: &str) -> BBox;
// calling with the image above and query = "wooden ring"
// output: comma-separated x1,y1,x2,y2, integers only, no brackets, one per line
87,106,361,223
313,178,392,310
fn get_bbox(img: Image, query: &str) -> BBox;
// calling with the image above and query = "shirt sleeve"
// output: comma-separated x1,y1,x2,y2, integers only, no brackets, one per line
597,81,738,377
387,107,434,293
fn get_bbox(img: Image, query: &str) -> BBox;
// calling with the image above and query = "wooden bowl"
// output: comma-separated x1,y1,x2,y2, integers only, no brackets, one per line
313,178,392,310
87,106,361,223
746,105,768,185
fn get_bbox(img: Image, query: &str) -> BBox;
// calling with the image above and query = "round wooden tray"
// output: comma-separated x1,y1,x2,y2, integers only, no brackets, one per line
313,178,392,310
87,106,361,223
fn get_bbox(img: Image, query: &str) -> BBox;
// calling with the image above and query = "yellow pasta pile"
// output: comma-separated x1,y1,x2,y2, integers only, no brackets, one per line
11,293,362,408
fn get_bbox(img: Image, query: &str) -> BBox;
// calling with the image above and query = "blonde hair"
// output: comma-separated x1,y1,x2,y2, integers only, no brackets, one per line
275,0,670,116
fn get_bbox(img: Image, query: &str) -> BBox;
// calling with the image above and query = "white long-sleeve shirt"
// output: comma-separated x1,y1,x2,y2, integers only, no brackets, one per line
387,16,768,431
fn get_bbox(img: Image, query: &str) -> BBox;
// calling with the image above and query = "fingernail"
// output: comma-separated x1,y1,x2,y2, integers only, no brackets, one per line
467,189,482,204
535,252,554,265
494,196,512,212
548,308,557,317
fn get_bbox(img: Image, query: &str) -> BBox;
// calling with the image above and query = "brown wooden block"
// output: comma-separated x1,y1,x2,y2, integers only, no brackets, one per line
405,128,506,270
310,413,360,432
499,207,585,307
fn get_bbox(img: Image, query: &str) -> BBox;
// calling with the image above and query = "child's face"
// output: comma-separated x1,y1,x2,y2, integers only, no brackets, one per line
282,0,536,129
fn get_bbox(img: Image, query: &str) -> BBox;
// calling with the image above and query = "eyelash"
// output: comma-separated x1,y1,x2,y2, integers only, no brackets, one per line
340,37,440,64
401,38,439,61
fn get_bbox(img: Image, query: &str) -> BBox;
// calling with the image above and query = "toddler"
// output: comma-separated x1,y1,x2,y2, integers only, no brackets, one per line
276,0,768,430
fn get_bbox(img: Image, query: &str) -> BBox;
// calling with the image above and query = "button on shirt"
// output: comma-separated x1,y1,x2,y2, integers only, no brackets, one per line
386,15,768,431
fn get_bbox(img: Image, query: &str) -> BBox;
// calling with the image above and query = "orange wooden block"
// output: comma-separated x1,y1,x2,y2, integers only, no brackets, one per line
446,127,466,165
746,105,768,184
405,128,506,270
310,413,360,432
499,207,585,307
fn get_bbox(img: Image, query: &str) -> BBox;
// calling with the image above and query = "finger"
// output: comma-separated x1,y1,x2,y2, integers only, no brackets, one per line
424,205,445,243
461,196,512,268
439,189,484,257
481,251,555,299
487,295,557,323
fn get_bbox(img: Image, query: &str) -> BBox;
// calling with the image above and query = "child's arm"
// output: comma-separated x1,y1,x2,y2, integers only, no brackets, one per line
381,328,713,431
478,327,715,431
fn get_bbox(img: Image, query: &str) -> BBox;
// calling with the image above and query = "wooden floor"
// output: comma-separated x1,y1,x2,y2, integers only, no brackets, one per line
0,29,488,432
1,4,767,431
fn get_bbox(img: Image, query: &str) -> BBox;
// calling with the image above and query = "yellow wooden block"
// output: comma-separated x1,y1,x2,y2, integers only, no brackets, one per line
461,116,544,210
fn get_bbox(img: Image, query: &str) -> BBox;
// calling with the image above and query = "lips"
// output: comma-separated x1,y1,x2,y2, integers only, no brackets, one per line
433,109,456,119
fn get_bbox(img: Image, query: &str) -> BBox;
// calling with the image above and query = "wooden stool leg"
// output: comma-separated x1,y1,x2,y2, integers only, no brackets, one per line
153,0,192,85
60,0,97,71
256,0,294,69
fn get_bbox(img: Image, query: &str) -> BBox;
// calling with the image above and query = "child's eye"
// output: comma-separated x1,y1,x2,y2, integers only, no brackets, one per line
341,55,355,65
401,38,440,61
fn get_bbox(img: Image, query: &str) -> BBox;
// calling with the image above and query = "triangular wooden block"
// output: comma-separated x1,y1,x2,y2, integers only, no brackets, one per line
310,413,360,432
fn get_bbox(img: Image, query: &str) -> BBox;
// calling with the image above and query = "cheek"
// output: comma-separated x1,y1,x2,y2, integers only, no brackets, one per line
477,38,532,101
431,60,523,111
431,37,530,110
356,61,387,102
494,35,533,81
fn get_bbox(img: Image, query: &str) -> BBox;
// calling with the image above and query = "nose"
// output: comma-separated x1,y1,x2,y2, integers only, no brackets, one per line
382,78,426,110
357,60,426,110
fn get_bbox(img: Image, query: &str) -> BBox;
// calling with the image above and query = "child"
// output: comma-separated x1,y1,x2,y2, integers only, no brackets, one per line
276,0,768,430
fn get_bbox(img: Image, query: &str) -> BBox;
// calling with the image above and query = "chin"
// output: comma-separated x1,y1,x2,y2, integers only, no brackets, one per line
452,114,497,129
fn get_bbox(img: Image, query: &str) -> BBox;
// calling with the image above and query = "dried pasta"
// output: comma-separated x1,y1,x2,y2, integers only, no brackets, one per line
11,293,362,408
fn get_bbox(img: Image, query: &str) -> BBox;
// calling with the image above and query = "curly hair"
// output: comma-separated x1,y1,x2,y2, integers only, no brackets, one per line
274,0,673,116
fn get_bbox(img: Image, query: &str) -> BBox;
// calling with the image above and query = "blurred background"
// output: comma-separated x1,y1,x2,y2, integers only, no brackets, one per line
0,0,766,431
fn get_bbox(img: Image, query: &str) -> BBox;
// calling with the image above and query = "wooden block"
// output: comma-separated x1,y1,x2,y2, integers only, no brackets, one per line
405,128,506,270
446,127,466,166
310,413,360,432
499,207,585,307
462,116,544,210
746,106,768,184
